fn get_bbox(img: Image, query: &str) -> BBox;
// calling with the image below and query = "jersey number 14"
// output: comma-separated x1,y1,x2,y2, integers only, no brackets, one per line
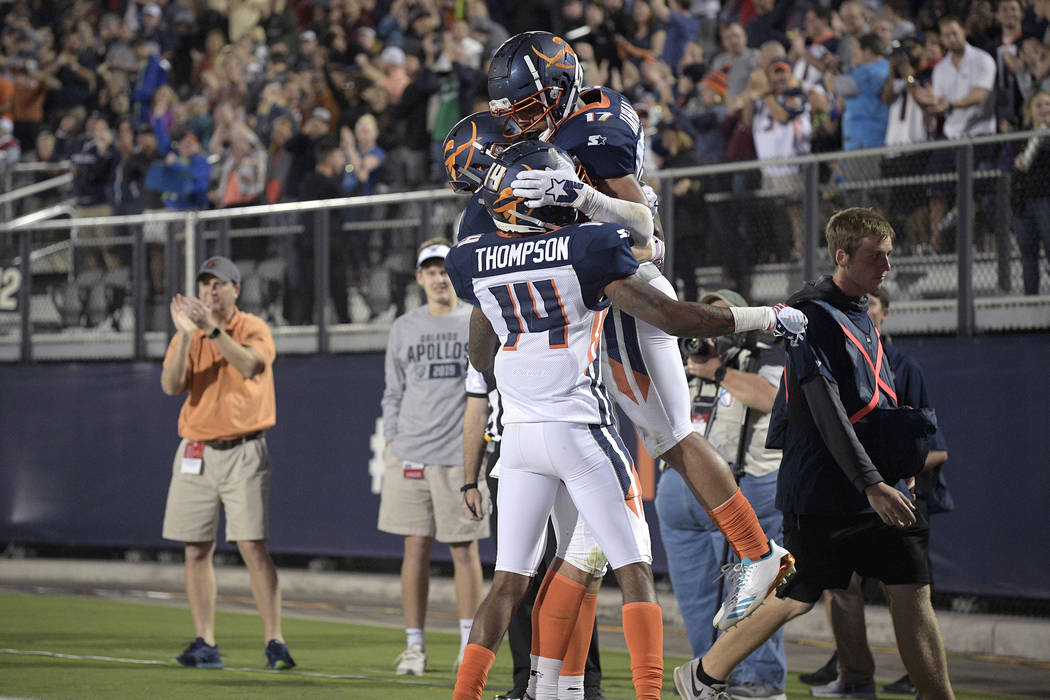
488,279,569,350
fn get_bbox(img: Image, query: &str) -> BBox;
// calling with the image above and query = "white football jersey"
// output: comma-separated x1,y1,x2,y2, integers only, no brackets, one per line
445,222,640,426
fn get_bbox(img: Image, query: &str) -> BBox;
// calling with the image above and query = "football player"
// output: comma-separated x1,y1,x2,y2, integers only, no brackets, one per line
444,114,653,700
487,31,796,632
449,141,806,700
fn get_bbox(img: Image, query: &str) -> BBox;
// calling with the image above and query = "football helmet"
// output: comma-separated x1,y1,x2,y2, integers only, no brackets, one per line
442,111,518,193
488,31,583,137
482,140,580,233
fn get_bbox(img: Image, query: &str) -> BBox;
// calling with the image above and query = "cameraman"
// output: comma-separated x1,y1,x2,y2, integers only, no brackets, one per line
654,289,788,699
880,31,934,152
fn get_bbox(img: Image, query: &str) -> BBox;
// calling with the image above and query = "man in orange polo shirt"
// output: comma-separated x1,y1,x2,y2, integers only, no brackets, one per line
160,256,295,671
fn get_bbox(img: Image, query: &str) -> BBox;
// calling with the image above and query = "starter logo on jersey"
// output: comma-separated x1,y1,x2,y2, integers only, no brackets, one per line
587,135,607,146
545,178,584,203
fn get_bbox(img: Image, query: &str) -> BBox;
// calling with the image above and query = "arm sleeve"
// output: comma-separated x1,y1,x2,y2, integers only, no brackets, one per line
464,364,487,397
380,321,405,445
578,184,654,245
975,52,996,90
573,224,640,308
801,376,883,491
241,316,277,366
445,245,480,306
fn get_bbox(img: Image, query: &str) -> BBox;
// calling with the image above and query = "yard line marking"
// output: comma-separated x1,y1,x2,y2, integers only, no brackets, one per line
0,649,453,688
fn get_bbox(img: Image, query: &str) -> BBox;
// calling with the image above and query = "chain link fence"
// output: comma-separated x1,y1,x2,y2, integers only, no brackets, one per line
1,132,1049,361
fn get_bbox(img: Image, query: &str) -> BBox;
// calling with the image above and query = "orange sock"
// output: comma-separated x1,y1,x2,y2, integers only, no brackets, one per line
561,591,598,678
453,644,495,700
530,568,557,653
533,571,587,660
622,601,663,700
709,488,770,560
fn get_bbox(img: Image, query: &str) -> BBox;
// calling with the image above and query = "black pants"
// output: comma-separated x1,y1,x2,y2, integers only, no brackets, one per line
485,445,603,693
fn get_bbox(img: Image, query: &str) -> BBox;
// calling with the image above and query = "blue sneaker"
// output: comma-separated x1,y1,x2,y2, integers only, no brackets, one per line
265,639,296,670
174,637,223,669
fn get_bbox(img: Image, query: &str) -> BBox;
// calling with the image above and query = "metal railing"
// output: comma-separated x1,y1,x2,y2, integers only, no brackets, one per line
0,161,74,224
1,133,1048,362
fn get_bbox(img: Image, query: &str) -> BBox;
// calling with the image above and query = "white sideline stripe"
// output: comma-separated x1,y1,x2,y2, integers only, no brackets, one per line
0,649,451,688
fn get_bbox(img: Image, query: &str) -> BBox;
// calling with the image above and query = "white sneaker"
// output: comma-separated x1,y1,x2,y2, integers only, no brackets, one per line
452,646,464,671
395,644,427,675
809,679,876,698
673,658,730,700
713,540,795,631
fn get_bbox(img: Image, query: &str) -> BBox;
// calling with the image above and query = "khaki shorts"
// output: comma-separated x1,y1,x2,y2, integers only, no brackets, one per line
377,448,490,543
162,436,271,543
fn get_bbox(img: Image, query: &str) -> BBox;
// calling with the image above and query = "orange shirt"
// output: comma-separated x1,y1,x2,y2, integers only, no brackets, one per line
0,76,13,120
164,309,277,441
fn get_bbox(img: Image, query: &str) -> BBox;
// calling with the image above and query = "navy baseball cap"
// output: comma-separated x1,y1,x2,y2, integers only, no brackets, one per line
197,256,241,285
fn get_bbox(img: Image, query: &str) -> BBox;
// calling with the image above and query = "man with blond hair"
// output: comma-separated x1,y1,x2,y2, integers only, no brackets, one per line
675,208,955,700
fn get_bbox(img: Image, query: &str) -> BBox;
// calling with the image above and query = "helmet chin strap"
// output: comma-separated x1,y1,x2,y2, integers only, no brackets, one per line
494,208,559,233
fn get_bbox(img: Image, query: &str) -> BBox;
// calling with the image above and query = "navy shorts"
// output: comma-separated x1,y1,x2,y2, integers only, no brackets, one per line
776,509,932,605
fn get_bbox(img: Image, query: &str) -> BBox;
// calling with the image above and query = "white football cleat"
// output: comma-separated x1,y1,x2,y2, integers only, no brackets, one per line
713,540,796,631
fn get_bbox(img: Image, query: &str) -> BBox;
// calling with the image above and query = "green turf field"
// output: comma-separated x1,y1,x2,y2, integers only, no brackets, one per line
0,592,1003,699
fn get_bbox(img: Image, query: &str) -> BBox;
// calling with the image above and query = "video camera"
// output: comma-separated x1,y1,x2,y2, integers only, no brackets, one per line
679,330,760,363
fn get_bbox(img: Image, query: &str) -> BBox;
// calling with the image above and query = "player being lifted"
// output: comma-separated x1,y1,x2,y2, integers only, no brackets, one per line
445,111,658,700
447,141,806,700
487,30,795,633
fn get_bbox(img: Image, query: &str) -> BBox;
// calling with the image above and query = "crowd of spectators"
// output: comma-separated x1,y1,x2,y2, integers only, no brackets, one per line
1,0,1049,325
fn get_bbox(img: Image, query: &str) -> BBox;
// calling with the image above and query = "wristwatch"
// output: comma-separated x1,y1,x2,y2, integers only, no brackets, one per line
713,364,728,384
208,327,221,339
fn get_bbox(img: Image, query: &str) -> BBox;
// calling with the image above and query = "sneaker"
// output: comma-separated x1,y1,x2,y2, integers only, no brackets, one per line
265,639,296,670
881,673,916,694
713,540,796,631
800,652,838,685
810,678,876,699
727,682,787,700
492,689,529,700
673,658,731,700
174,637,223,669
395,644,427,675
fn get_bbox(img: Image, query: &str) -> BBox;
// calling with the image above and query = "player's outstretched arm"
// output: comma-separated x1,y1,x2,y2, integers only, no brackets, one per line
604,274,808,342
468,306,500,373
604,274,736,338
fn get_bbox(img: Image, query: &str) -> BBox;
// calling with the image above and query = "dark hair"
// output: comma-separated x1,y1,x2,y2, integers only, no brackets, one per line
872,287,890,310
809,6,833,23
314,135,341,163
858,33,885,56
938,15,964,30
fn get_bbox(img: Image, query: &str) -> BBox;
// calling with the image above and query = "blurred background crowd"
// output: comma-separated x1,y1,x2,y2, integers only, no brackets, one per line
1,0,1049,328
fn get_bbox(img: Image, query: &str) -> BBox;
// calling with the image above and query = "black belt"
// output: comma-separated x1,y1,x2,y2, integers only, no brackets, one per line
204,431,264,450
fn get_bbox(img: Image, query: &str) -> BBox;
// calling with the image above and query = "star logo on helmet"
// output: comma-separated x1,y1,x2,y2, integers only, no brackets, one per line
545,179,583,204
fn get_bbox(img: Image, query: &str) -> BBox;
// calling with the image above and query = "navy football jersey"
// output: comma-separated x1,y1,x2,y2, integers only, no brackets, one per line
547,87,645,182
445,222,639,426
456,194,493,242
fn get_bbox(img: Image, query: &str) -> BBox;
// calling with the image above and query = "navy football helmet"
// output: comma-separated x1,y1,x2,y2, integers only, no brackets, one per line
482,140,580,233
488,32,583,138
442,111,518,193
